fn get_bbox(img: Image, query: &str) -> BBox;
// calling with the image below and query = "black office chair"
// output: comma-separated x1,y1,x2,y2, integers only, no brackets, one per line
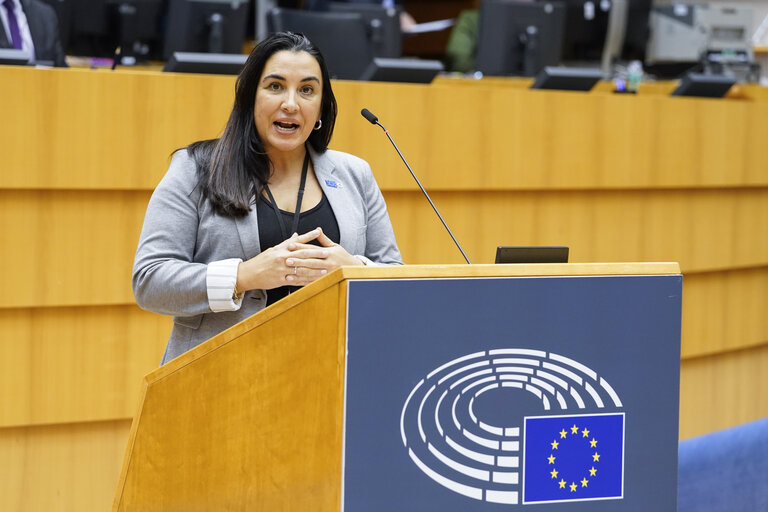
39,0,72,50
267,8,374,80
328,1,402,58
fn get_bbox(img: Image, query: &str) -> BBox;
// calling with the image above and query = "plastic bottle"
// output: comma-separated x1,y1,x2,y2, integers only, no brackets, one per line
627,60,643,93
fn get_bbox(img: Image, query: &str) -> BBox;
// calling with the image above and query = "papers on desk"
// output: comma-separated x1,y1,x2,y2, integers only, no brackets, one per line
402,18,456,35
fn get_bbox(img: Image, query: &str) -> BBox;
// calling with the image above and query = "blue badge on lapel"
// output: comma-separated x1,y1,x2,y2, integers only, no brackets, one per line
324,179,342,189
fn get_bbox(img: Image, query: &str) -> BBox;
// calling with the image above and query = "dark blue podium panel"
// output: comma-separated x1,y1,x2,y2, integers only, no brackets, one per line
343,275,682,511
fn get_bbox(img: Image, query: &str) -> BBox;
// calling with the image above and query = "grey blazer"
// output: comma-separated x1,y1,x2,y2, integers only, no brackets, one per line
133,148,402,364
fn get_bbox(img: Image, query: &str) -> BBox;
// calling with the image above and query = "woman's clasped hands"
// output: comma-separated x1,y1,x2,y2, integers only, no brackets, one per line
235,227,362,293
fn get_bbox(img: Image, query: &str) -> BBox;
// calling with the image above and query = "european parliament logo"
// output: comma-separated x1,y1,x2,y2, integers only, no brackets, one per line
400,348,625,506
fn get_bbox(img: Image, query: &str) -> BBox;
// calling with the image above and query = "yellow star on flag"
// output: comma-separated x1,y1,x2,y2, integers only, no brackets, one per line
550,468,558,479
589,466,597,476
570,482,577,492
593,452,601,462
559,479,567,489
548,454,556,464
560,429,568,439
581,478,589,487
571,424,579,434
551,440,559,450
582,428,590,437
590,438,598,448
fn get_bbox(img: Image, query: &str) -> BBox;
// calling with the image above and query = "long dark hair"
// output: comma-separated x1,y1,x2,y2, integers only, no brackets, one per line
188,32,338,218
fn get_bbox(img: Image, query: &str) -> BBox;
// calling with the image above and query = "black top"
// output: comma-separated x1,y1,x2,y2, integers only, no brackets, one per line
257,191,341,305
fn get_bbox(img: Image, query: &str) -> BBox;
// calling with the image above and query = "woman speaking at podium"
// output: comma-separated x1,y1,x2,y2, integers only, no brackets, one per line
132,32,402,364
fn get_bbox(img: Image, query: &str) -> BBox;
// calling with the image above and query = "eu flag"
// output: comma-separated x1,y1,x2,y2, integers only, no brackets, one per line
523,413,624,504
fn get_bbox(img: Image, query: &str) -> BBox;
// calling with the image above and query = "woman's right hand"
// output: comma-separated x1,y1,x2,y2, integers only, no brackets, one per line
235,229,328,292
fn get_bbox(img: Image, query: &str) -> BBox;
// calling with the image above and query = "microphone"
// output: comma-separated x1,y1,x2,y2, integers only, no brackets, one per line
361,108,471,264
361,108,378,124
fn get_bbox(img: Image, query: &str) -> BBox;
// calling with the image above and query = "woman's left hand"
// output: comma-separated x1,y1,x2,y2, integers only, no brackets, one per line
284,227,363,273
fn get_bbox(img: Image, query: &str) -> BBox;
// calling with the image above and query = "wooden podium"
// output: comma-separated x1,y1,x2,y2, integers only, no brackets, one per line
114,263,682,511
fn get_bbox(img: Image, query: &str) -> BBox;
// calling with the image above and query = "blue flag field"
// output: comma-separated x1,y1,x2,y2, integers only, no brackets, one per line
523,413,625,504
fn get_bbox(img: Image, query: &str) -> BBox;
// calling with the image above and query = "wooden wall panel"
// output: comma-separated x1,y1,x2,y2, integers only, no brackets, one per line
2,68,767,191
382,189,768,271
336,81,768,190
0,419,131,512
0,190,150,307
681,268,768,358
2,187,764,308
0,67,233,190
0,305,168,427
679,343,768,439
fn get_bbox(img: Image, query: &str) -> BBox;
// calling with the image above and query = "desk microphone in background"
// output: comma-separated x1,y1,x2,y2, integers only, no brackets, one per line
111,46,121,70
361,108,471,264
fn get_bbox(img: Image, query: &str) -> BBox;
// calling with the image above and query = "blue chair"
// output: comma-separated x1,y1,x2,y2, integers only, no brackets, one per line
678,416,768,512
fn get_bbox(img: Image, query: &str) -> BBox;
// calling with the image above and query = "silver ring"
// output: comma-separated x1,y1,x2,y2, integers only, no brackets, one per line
293,266,298,275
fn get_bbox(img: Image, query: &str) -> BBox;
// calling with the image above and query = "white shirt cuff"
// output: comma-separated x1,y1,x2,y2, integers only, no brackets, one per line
355,255,376,266
207,258,244,312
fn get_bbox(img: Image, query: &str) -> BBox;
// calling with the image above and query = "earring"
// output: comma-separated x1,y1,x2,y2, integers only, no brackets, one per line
314,120,322,130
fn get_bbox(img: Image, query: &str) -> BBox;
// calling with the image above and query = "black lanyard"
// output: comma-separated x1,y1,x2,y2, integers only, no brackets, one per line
263,151,310,240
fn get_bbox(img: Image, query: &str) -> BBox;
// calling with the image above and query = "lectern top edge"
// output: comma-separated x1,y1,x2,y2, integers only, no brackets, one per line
337,262,681,280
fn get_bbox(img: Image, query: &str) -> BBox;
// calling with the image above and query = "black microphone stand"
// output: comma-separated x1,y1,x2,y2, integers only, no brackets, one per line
362,109,472,264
